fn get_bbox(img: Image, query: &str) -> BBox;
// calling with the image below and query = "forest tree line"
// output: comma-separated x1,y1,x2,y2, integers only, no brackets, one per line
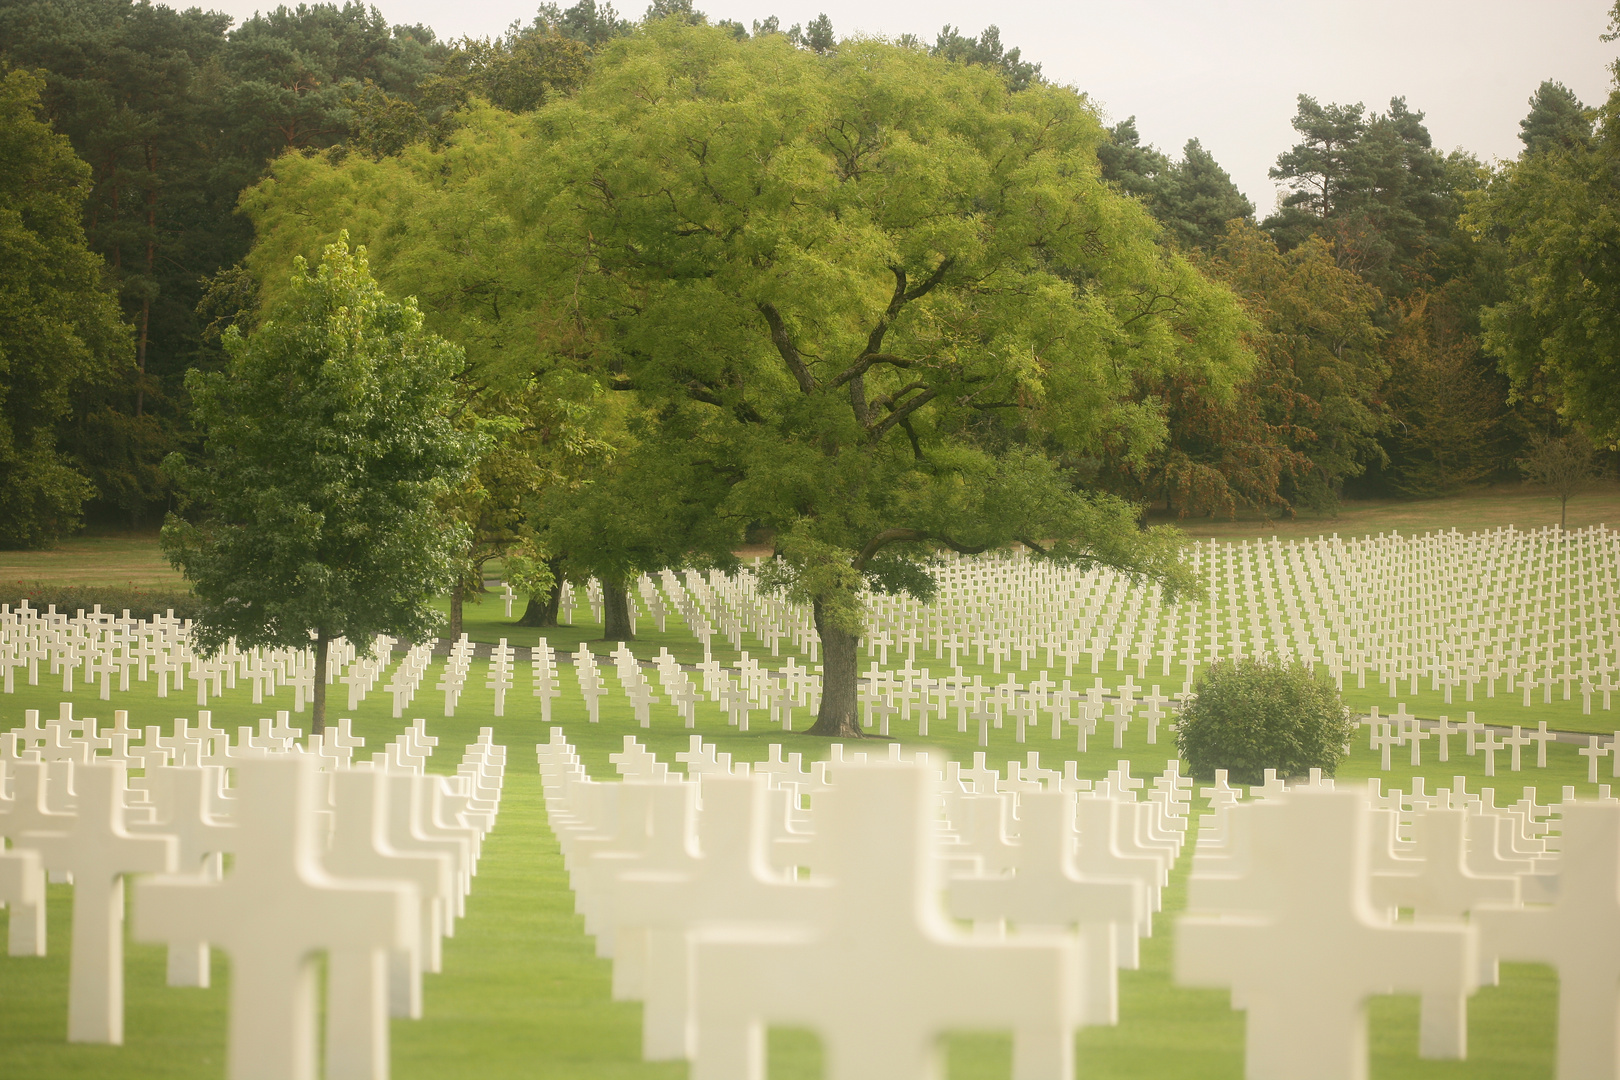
2,0,1617,559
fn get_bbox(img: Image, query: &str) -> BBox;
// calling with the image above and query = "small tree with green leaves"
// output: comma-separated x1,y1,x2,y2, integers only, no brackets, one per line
161,237,482,734
1175,658,1354,785
1519,432,1600,530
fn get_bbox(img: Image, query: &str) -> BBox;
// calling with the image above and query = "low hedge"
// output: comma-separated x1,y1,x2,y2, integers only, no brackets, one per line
0,581,202,622
1174,657,1355,784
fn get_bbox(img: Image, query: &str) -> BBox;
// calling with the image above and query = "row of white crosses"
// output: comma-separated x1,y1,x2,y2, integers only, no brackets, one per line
537,729,1191,1078
1362,702,1620,784
592,526,1615,736
1,604,469,729
433,634,476,716
484,638,517,716
1179,767,1620,1080
9,522,1611,734
0,702,504,1080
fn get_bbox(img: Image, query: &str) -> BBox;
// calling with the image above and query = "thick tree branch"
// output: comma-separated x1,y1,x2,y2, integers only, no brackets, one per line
830,352,913,388
832,256,955,389
899,415,924,460
852,526,991,570
757,302,816,393
867,386,938,443
680,381,765,424
903,256,955,303
868,380,929,414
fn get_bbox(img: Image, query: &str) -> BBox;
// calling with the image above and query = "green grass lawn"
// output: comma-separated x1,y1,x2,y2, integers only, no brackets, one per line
1146,481,1620,542
2,497,1610,1078
7,483,1617,590
0,602,1597,1079
0,534,183,590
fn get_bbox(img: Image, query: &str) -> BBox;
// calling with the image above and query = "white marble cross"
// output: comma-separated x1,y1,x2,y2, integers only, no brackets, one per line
1527,720,1555,768
1176,790,1475,1080
0,842,46,956
1368,806,1518,1058
1474,802,1620,1080
327,768,454,1020
689,761,1083,1080
1579,736,1609,783
1480,729,1505,777
134,756,418,1080
1434,716,1458,763
128,764,234,986
23,762,176,1043
949,788,1142,1025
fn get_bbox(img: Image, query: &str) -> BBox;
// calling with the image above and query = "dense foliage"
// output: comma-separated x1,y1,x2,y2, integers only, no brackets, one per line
2,0,1614,633
160,239,480,731
1471,17,1620,448
0,68,130,547
1175,658,1356,784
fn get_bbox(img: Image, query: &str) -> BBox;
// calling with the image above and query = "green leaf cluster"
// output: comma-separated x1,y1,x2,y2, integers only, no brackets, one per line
1471,77,1620,444
161,237,481,655
513,25,1249,607
0,67,130,547
1174,657,1355,785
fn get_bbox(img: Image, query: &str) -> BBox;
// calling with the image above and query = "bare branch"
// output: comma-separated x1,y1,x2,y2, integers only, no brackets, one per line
868,380,929,414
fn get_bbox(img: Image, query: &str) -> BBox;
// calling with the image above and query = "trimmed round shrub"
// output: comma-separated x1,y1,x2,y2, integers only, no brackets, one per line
1175,658,1354,784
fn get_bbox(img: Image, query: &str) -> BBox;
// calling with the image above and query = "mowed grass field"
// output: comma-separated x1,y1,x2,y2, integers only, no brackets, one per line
3,491,1614,1077
4,482,1618,589
1148,482,1620,541
0,611,1600,1079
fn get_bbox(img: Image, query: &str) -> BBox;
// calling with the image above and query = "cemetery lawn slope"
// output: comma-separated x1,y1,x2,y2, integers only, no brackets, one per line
1154,483,1620,541
0,535,185,589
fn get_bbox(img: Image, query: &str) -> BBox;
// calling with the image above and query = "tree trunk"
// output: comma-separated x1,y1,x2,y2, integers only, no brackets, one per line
806,597,865,738
311,633,330,737
449,580,464,641
601,574,634,642
517,557,566,627
1561,493,1568,531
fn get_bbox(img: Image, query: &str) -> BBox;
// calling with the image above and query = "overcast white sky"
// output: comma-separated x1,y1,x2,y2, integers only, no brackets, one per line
210,0,1617,211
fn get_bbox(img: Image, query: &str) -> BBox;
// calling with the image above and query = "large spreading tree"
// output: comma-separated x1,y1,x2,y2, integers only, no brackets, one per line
516,25,1252,735
161,237,481,733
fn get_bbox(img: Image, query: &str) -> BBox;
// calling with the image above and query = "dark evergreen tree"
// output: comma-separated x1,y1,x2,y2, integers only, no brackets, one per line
1519,80,1592,155
1266,95,1456,295
1157,139,1255,253
535,0,632,46
1096,117,1171,205
930,24,1041,90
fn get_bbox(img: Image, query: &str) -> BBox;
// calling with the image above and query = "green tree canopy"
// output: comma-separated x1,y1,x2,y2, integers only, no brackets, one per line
1471,53,1620,443
0,67,131,547
512,25,1250,733
1519,80,1592,155
1213,222,1387,508
930,23,1041,91
1096,121,1253,253
1266,95,1459,294
161,237,481,732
